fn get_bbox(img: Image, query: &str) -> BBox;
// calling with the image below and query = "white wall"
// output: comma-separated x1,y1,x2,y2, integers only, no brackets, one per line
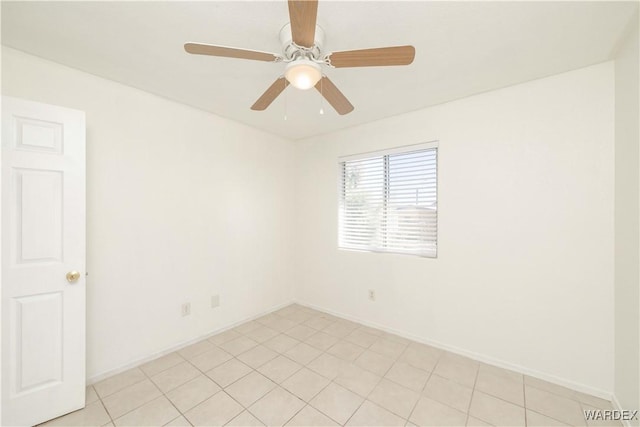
293,63,615,395
614,9,640,419
0,46,622,399
1,47,296,380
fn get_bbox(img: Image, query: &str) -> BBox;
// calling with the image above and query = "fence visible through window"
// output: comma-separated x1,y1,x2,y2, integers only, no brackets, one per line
339,144,437,257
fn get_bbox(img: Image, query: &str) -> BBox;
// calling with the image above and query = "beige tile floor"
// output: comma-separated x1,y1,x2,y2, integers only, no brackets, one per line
43,304,619,427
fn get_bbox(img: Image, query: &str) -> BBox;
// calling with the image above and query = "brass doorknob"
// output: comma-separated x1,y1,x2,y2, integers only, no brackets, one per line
66,271,81,283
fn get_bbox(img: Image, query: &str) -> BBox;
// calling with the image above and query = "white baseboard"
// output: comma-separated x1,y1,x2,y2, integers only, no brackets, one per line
88,297,615,404
86,300,294,385
612,394,635,427
295,299,613,401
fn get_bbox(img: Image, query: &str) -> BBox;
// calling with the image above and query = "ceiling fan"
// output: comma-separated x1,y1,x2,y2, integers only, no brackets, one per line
184,0,415,115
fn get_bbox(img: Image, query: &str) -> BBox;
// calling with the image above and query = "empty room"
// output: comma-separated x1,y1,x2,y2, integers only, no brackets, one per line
1,1,639,426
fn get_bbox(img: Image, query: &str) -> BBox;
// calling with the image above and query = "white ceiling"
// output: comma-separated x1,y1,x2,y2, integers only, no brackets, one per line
1,1,636,140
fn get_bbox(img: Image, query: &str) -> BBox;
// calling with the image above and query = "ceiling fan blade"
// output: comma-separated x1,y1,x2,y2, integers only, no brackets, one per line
184,43,281,62
288,0,318,48
251,77,289,111
328,45,415,68
315,76,354,115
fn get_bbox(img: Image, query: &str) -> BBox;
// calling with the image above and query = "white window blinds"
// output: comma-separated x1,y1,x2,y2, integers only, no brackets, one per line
339,145,437,257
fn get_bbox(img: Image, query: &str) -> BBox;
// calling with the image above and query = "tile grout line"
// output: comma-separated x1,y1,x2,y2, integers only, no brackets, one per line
84,304,608,427
300,377,340,424
464,360,481,426
274,306,609,413
522,378,598,426
105,312,424,425
256,308,345,425
340,361,387,426
163,393,187,426
273,314,374,426
94,385,115,427
194,322,286,425
177,314,304,424
225,341,324,426
279,401,311,427
94,350,191,425
204,355,273,424
405,347,442,426
342,342,412,426
228,313,416,426
432,364,550,418
197,309,347,426
299,301,618,402
116,308,411,425
108,361,166,425
348,339,414,423
94,383,122,425
139,354,188,426
109,339,258,425
280,332,353,426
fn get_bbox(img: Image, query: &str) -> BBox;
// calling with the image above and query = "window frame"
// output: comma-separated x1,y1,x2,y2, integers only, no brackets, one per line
337,141,439,258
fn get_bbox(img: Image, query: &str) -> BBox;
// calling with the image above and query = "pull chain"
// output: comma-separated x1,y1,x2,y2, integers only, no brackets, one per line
283,77,288,121
319,75,324,115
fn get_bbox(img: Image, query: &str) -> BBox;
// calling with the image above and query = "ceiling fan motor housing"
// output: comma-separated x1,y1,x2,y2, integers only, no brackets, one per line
279,23,325,60
183,1,413,115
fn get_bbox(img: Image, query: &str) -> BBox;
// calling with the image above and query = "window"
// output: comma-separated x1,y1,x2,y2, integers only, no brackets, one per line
339,143,438,257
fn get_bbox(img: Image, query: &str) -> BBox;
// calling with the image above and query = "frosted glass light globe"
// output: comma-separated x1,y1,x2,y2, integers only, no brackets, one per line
285,59,322,90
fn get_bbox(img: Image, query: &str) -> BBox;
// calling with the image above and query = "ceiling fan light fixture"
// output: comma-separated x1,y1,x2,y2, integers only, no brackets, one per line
284,59,322,90
186,1,415,114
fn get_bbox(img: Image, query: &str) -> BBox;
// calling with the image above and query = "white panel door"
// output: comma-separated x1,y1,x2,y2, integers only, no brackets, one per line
1,96,86,426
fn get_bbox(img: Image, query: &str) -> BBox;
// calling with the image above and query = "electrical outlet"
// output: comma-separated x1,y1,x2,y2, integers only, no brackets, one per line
181,302,191,317
368,290,376,301
211,294,220,308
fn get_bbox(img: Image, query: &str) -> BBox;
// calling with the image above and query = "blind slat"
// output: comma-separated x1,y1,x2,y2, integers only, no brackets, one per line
339,146,438,258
